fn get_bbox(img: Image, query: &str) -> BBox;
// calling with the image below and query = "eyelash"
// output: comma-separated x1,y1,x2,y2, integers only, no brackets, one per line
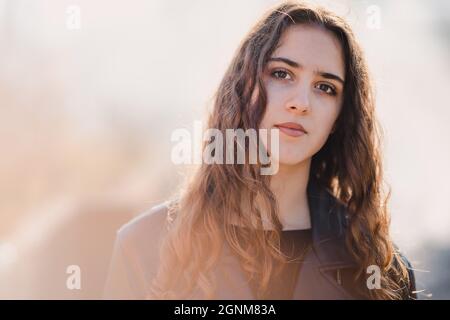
315,83,337,96
271,69,292,81
270,69,338,96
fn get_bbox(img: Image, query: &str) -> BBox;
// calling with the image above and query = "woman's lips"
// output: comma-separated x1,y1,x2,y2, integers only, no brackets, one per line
274,122,307,137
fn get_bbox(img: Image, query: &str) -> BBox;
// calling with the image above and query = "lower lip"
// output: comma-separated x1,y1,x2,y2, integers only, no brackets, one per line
275,125,306,137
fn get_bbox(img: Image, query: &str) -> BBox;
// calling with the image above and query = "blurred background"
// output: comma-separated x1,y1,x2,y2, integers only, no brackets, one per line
0,0,448,299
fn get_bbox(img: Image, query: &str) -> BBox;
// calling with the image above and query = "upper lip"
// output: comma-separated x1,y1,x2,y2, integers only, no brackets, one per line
274,122,308,133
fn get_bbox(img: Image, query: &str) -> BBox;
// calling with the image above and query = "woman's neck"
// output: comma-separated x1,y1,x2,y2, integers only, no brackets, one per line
231,159,312,231
269,159,312,231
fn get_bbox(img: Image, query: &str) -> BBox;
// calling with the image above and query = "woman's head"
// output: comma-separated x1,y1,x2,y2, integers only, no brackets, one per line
260,23,345,166
150,1,411,300
212,1,371,174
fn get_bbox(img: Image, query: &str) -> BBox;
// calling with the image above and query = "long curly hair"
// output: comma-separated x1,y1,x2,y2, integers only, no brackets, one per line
148,1,411,300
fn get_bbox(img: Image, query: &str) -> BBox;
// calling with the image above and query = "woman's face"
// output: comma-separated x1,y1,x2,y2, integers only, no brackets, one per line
259,24,345,166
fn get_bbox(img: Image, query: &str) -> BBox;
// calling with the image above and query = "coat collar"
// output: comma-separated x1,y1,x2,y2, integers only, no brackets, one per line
307,177,357,270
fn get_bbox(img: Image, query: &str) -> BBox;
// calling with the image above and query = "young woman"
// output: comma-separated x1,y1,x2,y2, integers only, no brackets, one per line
104,1,417,300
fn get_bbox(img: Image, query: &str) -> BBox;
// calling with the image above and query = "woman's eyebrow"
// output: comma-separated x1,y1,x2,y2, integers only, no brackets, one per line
268,56,300,68
319,72,345,85
268,56,345,84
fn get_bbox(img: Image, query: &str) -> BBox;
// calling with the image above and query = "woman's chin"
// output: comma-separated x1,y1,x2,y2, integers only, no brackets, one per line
276,155,309,167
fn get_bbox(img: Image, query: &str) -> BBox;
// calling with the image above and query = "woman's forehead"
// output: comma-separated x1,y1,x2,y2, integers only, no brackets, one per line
270,24,346,80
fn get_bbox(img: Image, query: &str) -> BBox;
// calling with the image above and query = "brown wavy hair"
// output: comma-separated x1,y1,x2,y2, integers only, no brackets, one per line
148,1,411,300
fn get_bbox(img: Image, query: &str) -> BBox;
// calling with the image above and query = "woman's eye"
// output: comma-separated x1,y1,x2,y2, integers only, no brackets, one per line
315,83,337,96
271,70,292,81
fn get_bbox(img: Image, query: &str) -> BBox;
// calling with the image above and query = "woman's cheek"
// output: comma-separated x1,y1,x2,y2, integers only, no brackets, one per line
312,115,336,152
312,131,329,155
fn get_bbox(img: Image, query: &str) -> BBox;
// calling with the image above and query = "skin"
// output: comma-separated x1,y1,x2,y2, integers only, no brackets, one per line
258,24,346,230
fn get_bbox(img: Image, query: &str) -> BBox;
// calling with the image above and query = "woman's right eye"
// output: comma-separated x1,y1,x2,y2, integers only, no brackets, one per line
271,69,292,81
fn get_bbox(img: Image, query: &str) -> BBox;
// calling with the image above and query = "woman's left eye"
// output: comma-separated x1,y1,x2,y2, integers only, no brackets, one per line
315,83,337,96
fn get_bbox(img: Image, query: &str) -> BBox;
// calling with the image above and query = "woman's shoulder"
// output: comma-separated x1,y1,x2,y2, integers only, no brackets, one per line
103,201,172,299
392,245,418,300
116,201,171,246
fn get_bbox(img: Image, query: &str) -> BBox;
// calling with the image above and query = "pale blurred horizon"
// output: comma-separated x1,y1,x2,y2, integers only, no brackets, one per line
0,0,449,299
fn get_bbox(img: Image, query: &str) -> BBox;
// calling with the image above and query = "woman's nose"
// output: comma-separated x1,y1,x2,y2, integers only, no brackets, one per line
285,84,310,114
